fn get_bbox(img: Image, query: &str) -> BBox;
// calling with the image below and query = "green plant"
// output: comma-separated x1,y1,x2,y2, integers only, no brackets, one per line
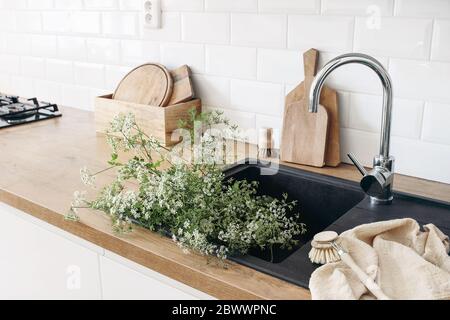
69,110,306,262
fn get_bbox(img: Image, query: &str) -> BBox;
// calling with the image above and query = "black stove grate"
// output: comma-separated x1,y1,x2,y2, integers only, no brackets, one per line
0,94,62,129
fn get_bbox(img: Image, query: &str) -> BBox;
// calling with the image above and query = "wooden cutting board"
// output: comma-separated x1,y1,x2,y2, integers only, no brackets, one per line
168,65,195,105
283,49,341,167
281,72,329,167
113,63,174,107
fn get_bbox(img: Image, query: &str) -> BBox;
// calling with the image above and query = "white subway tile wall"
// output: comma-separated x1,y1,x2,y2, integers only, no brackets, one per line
0,0,449,184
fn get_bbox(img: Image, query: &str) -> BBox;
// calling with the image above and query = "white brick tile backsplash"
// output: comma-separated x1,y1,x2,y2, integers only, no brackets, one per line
0,75,12,93
322,0,394,16
319,52,389,95
205,105,257,143
1,1,450,184
62,84,93,110
354,17,433,60
105,65,130,91
15,11,42,33
348,93,424,139
119,0,142,10
74,62,105,88
46,59,73,83
191,74,230,107
87,38,121,64
162,0,205,12
341,128,379,166
230,79,284,116
42,12,71,33
20,57,45,79
288,15,354,52
31,35,57,57
211,106,256,131
90,87,112,101
390,59,450,103
0,54,20,74
54,0,83,10
205,0,257,13
182,13,230,44
259,0,320,14
11,75,34,97
120,40,160,66
2,0,27,10
27,0,54,10
161,42,205,73
34,80,62,103
71,12,101,34
387,98,425,140
257,49,303,84
58,36,87,61
0,11,16,32
392,137,450,184
422,102,450,145
142,13,181,42
103,12,139,37
337,91,351,128
431,20,450,62
394,0,450,18
5,34,31,55
206,45,257,79
85,0,119,10
232,14,286,48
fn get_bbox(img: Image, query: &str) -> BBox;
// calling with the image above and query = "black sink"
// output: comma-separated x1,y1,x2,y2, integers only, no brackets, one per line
224,161,365,263
224,160,450,288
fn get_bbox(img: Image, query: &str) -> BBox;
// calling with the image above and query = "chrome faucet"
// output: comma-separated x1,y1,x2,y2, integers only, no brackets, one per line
309,53,395,205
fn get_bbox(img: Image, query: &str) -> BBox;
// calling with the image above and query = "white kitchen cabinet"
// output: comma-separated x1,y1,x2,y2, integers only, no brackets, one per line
101,251,215,300
100,255,198,300
0,203,102,300
0,203,215,300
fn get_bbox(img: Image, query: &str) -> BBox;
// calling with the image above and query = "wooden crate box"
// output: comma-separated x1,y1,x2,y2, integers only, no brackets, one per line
95,94,202,146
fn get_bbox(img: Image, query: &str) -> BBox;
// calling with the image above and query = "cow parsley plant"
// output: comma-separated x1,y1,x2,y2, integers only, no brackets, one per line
69,110,306,262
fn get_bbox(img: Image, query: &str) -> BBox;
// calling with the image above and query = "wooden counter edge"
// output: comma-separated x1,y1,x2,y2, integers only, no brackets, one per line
0,188,311,300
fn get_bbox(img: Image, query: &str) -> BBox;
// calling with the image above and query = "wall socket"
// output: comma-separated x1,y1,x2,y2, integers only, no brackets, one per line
143,0,161,29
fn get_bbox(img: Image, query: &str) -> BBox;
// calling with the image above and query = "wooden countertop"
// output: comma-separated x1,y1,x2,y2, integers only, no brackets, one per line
1,106,449,300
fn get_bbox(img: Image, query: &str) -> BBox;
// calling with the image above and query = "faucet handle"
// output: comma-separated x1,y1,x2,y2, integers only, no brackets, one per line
347,153,368,176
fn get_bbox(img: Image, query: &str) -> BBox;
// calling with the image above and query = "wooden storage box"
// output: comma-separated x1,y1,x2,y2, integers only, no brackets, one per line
95,94,202,146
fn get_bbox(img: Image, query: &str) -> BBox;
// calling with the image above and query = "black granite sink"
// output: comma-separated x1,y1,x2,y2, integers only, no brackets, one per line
225,160,450,289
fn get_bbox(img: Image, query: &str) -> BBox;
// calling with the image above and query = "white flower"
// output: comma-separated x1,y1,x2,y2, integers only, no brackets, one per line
80,167,96,187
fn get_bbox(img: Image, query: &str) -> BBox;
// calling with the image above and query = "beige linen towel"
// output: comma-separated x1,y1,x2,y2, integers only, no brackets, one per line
309,218,450,300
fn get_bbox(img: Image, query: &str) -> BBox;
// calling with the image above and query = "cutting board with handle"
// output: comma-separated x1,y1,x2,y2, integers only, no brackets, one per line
168,65,195,105
282,49,341,167
281,49,329,167
113,63,174,107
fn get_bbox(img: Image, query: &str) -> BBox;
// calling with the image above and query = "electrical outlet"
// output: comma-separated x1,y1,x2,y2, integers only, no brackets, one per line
143,0,161,29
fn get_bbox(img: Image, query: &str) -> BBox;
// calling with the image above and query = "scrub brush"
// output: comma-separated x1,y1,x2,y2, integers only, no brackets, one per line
258,127,275,158
309,230,391,300
309,231,341,264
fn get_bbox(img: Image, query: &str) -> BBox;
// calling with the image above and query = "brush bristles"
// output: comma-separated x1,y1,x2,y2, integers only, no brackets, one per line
309,246,341,265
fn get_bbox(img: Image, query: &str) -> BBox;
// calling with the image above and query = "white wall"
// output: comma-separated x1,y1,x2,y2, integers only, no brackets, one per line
0,0,450,183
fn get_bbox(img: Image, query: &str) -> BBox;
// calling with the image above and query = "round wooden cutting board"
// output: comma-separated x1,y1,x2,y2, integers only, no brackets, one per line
113,63,174,107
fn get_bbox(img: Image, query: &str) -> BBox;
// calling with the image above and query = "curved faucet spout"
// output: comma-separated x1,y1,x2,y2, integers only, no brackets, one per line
308,53,393,159
309,53,395,205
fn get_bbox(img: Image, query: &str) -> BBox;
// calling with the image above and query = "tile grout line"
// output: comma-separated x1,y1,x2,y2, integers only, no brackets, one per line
428,18,435,61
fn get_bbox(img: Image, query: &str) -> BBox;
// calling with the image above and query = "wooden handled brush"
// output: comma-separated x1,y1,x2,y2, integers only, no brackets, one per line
309,231,391,300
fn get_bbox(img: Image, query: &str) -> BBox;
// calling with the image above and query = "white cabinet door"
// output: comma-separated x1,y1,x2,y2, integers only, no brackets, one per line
0,203,102,300
0,203,215,300
100,256,201,300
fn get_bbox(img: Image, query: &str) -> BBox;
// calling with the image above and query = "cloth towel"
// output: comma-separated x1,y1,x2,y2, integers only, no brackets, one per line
309,218,450,300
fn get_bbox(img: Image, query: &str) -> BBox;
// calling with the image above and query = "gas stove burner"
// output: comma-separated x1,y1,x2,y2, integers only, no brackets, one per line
0,104,37,120
0,94,62,129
